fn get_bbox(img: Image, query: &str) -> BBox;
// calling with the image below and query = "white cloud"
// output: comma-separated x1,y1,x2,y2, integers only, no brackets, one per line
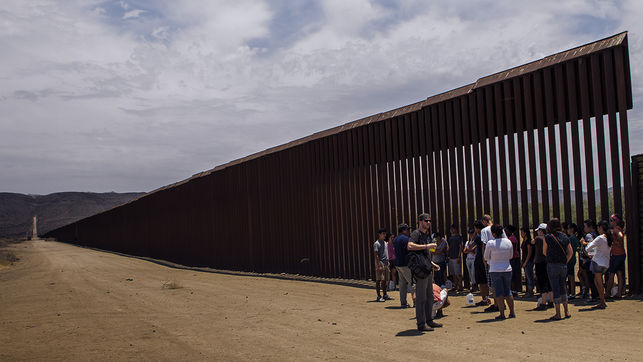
122,9,145,19
0,0,641,194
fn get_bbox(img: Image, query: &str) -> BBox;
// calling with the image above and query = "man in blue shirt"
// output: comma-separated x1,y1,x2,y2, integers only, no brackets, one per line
393,223,414,308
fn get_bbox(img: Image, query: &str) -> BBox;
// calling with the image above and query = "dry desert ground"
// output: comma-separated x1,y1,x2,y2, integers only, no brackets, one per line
1,240,642,361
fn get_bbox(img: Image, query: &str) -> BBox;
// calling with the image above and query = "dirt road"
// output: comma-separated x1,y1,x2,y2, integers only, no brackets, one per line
1,240,642,361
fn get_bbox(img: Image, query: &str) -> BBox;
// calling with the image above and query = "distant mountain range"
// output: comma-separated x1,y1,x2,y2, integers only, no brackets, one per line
0,192,145,238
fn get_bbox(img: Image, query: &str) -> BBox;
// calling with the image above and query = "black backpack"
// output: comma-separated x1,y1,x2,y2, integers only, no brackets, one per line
407,251,432,279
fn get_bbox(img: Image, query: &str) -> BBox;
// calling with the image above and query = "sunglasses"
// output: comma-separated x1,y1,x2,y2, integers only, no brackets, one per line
421,219,431,222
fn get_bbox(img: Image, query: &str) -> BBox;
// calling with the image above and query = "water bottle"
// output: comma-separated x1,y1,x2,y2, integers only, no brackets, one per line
466,293,474,305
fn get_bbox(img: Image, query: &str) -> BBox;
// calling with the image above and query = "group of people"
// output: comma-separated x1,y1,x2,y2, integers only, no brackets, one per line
373,212,627,330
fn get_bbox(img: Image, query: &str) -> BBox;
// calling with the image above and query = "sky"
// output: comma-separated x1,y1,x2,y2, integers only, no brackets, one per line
1,0,642,195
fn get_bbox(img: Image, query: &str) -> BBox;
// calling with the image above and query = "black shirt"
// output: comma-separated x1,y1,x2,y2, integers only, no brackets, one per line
409,229,431,259
473,235,484,265
545,232,570,264
448,234,463,259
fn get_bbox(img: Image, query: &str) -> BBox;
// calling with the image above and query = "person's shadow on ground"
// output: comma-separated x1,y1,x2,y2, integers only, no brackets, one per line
396,329,424,337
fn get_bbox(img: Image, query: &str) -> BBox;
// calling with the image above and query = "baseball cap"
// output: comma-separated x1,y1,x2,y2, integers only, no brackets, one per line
534,223,547,232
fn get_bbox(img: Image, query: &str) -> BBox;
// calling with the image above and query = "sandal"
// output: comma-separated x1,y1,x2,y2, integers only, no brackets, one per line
549,315,562,321
564,314,571,319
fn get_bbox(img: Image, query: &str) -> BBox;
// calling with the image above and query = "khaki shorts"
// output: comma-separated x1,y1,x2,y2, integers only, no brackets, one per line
397,266,416,292
376,264,391,281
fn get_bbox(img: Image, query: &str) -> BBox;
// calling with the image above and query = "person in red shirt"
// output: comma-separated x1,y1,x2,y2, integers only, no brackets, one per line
607,214,626,298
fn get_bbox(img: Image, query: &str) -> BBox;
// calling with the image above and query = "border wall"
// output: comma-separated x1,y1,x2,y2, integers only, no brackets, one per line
46,33,637,284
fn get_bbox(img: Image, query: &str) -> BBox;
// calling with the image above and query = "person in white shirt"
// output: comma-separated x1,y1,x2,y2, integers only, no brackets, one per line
483,224,515,320
586,219,612,309
480,214,507,313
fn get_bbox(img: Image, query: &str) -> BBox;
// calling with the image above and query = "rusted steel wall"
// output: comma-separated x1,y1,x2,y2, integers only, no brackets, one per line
631,154,643,294
46,33,637,283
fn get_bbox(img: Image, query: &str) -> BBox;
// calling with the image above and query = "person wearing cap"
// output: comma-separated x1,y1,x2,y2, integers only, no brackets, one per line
533,223,553,310
408,213,441,332
393,223,415,307
543,218,573,320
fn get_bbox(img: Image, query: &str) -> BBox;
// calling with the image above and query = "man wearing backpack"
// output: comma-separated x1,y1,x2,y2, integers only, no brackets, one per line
408,213,441,332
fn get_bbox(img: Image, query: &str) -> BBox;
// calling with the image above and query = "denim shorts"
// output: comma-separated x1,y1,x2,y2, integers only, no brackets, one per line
489,271,512,297
590,261,608,274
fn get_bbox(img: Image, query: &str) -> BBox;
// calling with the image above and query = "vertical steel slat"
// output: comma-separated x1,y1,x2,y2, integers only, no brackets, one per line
494,84,510,225
590,53,610,220
554,64,573,223
578,57,597,221
399,115,411,225
447,100,460,230
613,46,633,247
356,126,369,279
439,102,450,233
477,90,491,215
454,98,467,234
469,94,483,218
462,96,475,225
485,87,500,219
513,77,530,228
432,105,445,231
423,107,437,221
337,133,350,277
384,119,394,230
391,117,402,229
566,62,585,226
410,112,421,225
603,49,623,217
503,80,520,227
524,75,540,227
404,113,416,224
395,116,408,226
534,71,550,222
544,68,561,219
418,108,431,219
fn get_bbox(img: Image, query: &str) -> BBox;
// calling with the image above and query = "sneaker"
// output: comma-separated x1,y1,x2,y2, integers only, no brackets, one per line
436,309,444,318
383,295,394,301
475,300,490,306
534,304,548,311
484,305,499,313
376,296,385,302
401,303,411,308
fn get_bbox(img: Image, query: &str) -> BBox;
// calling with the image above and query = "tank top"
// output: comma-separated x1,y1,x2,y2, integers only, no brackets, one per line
611,229,625,256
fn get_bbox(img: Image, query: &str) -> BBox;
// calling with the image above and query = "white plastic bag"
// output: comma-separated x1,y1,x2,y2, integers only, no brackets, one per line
388,280,396,291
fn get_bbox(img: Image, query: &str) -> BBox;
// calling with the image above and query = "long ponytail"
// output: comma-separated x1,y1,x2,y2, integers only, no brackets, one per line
598,219,612,247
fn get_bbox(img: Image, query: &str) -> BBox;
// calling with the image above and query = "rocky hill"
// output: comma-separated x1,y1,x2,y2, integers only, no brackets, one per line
0,192,145,238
